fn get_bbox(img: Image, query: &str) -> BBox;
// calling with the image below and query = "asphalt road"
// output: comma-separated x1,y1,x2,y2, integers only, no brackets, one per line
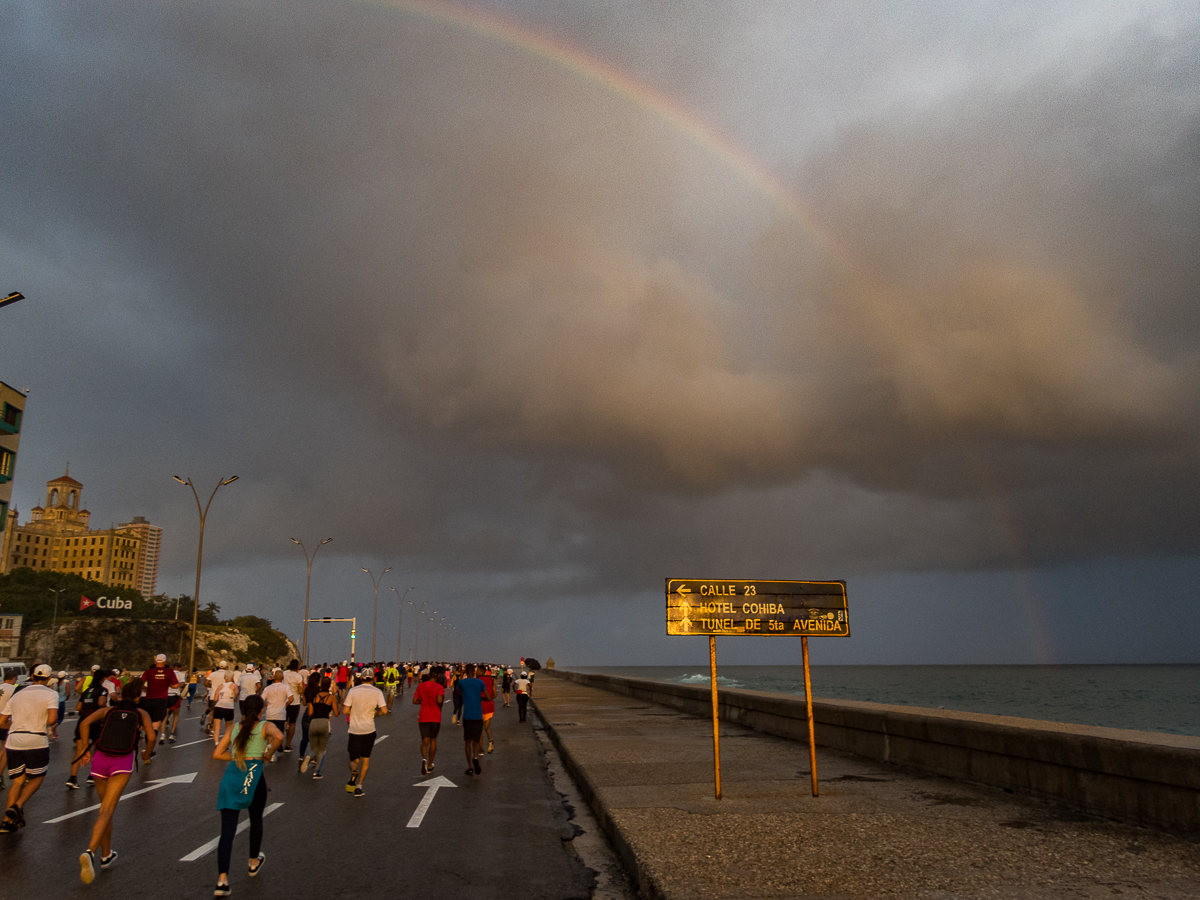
0,694,592,899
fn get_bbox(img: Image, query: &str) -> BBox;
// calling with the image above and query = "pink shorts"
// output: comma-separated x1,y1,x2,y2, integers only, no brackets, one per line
90,750,136,780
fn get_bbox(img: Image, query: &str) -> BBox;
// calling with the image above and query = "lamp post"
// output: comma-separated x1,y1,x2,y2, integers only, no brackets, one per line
425,610,438,660
47,587,66,668
360,566,392,662
389,586,415,663
292,537,332,665
173,474,238,678
413,600,429,662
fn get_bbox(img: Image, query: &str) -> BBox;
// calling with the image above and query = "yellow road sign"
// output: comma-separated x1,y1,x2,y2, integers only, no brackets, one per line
666,579,849,637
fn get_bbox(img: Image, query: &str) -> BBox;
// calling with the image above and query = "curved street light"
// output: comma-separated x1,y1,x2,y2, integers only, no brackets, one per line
173,474,238,677
47,587,67,669
413,599,429,662
425,610,439,660
361,566,392,662
389,586,415,664
292,537,332,665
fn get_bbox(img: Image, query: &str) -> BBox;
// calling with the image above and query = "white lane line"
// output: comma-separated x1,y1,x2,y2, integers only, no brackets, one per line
169,738,212,749
45,773,199,824
375,734,389,744
180,803,284,862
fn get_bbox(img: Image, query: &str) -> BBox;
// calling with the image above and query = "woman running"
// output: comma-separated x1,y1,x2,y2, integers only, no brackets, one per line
304,676,338,779
296,671,320,772
213,694,281,896
212,671,238,747
77,678,156,883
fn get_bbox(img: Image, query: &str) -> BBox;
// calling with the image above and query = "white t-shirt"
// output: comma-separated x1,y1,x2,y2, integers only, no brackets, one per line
216,681,239,710
0,682,16,712
207,670,227,701
238,671,262,696
342,684,387,735
261,682,290,721
2,683,59,750
168,670,185,696
514,677,531,695
283,670,304,705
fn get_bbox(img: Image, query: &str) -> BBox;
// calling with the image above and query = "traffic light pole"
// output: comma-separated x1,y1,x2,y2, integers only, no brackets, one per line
305,617,357,665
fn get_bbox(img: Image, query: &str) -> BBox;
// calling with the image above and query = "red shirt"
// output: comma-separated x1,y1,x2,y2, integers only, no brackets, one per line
337,666,349,683
414,680,445,723
481,674,495,715
141,665,178,700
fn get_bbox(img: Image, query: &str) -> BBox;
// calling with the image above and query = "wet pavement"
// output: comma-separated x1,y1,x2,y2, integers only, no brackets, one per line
534,673,1200,900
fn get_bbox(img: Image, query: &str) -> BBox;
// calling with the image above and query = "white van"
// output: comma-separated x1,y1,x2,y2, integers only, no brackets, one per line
0,662,29,685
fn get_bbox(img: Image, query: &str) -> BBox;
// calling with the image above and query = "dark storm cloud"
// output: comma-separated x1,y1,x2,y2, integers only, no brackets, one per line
3,0,1199,621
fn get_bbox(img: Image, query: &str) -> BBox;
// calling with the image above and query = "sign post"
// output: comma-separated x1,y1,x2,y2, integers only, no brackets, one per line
666,579,849,799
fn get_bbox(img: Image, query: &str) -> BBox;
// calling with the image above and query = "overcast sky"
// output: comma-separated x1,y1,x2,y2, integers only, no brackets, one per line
3,0,1199,668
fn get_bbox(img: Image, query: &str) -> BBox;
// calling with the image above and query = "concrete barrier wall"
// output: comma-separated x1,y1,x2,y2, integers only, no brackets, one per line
548,669,1200,834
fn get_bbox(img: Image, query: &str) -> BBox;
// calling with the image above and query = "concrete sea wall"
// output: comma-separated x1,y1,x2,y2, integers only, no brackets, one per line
549,670,1200,834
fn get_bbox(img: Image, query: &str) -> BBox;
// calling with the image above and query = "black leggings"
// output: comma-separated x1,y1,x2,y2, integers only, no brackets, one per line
218,773,267,875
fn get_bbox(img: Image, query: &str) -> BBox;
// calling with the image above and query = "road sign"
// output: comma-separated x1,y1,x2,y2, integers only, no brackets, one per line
666,579,849,637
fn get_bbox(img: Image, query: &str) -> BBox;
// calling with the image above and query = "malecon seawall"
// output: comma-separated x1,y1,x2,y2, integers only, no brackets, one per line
548,669,1200,834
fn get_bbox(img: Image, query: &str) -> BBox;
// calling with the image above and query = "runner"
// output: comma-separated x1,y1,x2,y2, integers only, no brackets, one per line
202,661,228,734
213,694,282,896
186,670,200,710
139,653,178,748
0,668,17,785
51,671,71,740
236,664,262,716
335,661,350,700
455,664,492,776
67,670,111,789
212,671,239,747
501,667,513,708
383,662,400,702
412,667,444,775
341,669,387,797
0,665,58,833
296,671,320,770
480,665,497,754
76,677,156,882
162,662,185,743
514,670,532,723
281,660,303,753
260,669,289,760
303,676,338,779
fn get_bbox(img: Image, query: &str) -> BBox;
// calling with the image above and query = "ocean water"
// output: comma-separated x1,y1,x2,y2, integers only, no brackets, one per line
569,665,1200,737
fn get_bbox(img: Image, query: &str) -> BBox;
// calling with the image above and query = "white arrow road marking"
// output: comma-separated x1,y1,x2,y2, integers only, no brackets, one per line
406,775,456,828
44,772,199,824
375,734,389,744
180,803,284,861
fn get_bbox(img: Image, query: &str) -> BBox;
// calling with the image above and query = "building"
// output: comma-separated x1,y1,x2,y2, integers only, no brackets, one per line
118,515,163,597
0,472,143,590
0,614,22,661
0,381,26,539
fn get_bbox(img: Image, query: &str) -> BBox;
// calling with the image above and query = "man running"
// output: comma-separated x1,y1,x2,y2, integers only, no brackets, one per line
260,669,290,759
237,664,262,716
383,662,400,702
412,667,444,775
0,668,18,784
139,653,178,747
161,662,185,744
335,661,350,700
480,666,497,754
455,664,492,776
342,669,387,797
282,660,304,753
501,667,513,708
0,665,58,832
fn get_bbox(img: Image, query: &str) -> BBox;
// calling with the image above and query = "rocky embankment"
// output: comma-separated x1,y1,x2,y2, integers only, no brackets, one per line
21,618,299,673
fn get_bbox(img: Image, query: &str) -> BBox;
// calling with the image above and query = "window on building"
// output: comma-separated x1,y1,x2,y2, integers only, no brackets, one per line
0,403,19,434
0,448,14,481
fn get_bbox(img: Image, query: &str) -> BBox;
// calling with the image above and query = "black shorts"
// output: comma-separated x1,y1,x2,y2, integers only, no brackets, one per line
285,704,300,724
168,695,182,711
347,731,377,760
6,747,50,778
462,719,483,742
140,697,170,723
213,707,234,721
0,727,7,743
74,706,99,742
418,721,441,739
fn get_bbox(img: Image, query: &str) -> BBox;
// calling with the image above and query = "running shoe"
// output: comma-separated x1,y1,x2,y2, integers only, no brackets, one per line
300,756,309,774
100,850,118,869
168,735,176,743
421,759,428,775
66,775,79,790
282,747,291,753
345,778,357,794
465,767,474,776
354,786,364,798
312,772,322,780
473,757,482,775
249,852,265,876
214,881,231,896
80,850,96,884
86,776,95,786
487,740,494,754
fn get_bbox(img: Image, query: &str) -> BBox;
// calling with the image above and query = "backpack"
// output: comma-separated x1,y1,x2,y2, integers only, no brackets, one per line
79,678,107,708
95,704,141,756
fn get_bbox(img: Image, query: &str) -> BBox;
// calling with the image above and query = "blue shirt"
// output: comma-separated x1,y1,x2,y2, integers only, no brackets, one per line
457,677,487,720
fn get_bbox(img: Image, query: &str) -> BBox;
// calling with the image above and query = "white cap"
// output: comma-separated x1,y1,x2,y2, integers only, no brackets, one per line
218,660,228,668
57,671,67,678
111,668,121,675
246,664,255,671
272,667,282,675
91,665,100,671
155,653,167,662
33,664,52,678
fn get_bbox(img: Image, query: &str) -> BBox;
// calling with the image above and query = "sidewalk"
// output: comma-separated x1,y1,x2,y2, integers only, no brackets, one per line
533,674,1200,900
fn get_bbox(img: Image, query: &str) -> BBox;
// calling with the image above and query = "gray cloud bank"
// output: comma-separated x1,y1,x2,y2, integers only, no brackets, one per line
3,0,1199,613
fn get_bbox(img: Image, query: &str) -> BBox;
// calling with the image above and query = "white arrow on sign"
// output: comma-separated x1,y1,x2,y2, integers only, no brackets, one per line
406,775,456,828
45,771,198,824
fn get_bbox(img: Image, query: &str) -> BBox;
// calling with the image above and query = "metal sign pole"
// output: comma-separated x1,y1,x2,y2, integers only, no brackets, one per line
710,635,721,800
802,635,818,797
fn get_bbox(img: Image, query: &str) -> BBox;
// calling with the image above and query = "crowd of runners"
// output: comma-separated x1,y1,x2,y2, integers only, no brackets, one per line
0,655,535,896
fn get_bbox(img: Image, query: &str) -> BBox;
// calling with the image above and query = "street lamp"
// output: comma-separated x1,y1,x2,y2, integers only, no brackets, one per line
173,474,238,677
413,599,429,662
47,587,66,668
426,610,438,660
389,586,415,663
0,292,23,310
360,566,392,662
292,537,332,665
